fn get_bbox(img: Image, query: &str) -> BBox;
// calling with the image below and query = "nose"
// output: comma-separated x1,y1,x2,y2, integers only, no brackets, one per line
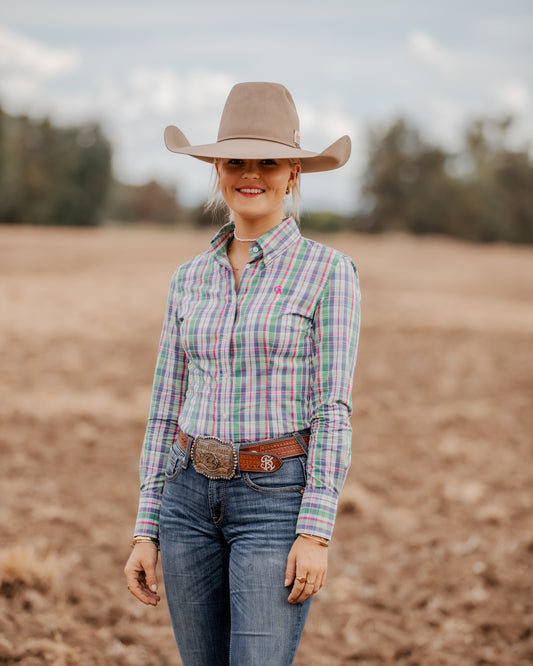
242,160,260,178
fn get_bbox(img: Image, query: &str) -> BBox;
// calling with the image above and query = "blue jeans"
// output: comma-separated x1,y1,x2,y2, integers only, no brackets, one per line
159,433,312,666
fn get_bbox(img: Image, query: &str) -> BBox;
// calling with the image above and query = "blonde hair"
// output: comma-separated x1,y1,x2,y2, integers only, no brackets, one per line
205,158,301,222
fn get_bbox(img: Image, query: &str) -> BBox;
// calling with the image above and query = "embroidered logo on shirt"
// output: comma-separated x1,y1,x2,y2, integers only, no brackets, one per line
274,285,282,295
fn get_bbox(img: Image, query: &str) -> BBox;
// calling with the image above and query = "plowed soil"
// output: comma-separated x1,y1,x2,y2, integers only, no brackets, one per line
1,224,532,665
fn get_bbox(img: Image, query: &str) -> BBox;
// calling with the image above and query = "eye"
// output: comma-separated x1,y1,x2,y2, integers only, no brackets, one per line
227,158,244,166
261,159,278,166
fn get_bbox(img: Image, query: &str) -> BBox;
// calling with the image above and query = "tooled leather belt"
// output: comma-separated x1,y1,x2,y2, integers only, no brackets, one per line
177,430,309,480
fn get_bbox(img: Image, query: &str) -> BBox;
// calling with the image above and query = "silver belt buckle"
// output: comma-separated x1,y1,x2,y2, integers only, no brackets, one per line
191,436,238,480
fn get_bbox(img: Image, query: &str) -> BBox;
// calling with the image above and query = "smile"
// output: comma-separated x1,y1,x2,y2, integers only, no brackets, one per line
237,188,264,195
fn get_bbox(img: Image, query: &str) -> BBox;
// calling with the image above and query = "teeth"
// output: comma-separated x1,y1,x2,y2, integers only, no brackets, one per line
239,188,263,194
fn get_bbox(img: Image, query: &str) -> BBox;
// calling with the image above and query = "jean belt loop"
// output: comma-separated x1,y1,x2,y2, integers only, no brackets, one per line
293,430,310,455
182,433,193,469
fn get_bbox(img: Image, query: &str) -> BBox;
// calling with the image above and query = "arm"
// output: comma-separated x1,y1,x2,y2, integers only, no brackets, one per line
134,268,189,539
285,254,360,602
125,270,189,605
297,253,361,541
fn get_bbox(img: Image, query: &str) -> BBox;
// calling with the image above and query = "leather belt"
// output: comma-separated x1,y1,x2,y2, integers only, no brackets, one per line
177,430,309,480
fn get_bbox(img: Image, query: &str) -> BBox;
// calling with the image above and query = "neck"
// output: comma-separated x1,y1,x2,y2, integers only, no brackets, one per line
232,211,287,242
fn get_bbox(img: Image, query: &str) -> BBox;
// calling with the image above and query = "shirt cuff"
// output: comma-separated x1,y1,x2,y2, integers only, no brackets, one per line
296,486,339,541
134,493,162,540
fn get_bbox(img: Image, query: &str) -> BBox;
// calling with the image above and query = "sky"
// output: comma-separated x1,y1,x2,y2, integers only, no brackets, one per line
1,1,532,213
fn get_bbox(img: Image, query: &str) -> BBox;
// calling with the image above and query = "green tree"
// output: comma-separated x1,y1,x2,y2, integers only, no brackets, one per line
356,115,533,244
460,118,533,243
0,108,112,226
357,118,462,235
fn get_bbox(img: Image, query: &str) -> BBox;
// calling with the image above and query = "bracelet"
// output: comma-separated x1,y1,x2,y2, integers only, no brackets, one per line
299,533,329,547
132,535,159,549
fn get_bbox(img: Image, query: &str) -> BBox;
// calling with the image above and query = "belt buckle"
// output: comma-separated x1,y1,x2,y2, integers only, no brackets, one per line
191,436,238,480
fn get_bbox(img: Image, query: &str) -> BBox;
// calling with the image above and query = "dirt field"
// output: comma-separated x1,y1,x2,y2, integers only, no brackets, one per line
1,223,532,665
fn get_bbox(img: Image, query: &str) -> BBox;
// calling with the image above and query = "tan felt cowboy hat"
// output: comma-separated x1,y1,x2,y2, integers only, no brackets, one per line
164,82,351,173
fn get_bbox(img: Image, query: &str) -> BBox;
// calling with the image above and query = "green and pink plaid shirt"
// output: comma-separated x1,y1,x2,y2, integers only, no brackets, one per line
135,217,361,541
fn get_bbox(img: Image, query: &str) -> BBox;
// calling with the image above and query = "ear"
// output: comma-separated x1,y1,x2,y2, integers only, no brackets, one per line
289,162,301,186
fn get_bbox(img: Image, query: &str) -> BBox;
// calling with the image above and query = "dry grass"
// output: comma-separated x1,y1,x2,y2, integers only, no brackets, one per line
0,545,76,594
1,224,532,665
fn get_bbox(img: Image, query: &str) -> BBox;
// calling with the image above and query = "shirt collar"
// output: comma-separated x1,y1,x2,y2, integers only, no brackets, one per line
210,217,301,265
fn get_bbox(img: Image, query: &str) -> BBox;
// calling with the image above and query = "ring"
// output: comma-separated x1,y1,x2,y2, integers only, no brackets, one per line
296,576,307,584
306,580,316,586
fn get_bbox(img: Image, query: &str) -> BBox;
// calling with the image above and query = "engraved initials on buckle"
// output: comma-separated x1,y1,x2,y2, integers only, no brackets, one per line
260,455,276,472
191,436,238,480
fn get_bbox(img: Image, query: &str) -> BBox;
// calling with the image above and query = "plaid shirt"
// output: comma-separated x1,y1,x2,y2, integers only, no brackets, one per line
135,217,361,541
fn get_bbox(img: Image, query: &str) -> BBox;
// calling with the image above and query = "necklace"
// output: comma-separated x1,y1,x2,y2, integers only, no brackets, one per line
233,230,259,242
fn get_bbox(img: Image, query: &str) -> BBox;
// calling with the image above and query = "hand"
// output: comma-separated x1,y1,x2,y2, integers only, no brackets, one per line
285,535,328,604
124,542,161,606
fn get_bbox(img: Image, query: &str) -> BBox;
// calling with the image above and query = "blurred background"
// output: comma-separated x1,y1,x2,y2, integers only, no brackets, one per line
1,2,533,665
1,0,532,239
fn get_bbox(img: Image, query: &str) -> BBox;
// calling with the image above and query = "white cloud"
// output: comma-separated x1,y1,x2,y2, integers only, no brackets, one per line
0,24,80,115
71,68,234,128
1,5,531,213
421,95,466,148
492,80,531,115
408,30,457,78
297,101,358,148
0,24,80,77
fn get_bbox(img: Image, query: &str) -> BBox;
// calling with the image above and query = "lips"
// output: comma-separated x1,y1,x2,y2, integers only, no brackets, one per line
237,188,264,195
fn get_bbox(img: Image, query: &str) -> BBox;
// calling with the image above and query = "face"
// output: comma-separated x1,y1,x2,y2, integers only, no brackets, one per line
215,158,299,228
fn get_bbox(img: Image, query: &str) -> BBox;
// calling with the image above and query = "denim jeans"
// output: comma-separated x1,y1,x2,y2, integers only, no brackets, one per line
159,433,312,666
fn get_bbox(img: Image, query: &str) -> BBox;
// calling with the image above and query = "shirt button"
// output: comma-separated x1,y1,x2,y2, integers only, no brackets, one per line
251,247,258,254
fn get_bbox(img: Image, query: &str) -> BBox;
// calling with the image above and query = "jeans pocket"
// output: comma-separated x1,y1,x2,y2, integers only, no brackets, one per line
243,455,307,494
165,442,187,481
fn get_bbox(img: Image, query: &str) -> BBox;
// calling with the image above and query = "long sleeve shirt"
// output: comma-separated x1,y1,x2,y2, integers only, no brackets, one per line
134,217,361,541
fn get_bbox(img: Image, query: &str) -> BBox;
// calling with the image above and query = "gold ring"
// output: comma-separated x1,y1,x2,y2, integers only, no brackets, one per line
296,576,307,584
306,580,316,585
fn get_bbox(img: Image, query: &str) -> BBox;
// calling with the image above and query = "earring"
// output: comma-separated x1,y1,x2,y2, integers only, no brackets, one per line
286,186,291,195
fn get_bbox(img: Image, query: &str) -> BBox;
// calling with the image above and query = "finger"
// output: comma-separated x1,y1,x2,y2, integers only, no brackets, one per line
284,550,297,587
125,567,156,605
288,569,326,603
124,554,160,606
289,582,313,603
318,568,327,590
312,572,323,593
143,561,159,596
287,574,308,603
127,573,161,606
313,568,327,593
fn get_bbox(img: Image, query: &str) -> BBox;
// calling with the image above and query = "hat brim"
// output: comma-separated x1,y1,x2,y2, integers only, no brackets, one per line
164,126,351,173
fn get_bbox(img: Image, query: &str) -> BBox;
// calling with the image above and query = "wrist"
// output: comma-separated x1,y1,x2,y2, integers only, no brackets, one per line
132,535,160,549
299,533,329,547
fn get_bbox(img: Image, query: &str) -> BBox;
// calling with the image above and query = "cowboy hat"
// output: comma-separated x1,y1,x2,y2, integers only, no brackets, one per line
164,82,351,173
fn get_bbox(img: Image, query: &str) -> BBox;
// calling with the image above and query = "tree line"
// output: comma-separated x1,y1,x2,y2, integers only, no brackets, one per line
0,106,179,227
356,116,533,244
0,108,112,226
1,105,532,243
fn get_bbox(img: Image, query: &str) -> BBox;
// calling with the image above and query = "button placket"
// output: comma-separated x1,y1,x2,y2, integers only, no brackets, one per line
219,286,236,432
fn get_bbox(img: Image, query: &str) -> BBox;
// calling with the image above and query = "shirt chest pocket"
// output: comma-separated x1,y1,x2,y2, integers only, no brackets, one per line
265,302,315,359
278,304,313,333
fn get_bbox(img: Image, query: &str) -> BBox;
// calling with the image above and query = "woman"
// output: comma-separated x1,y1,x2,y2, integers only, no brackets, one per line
124,81,361,665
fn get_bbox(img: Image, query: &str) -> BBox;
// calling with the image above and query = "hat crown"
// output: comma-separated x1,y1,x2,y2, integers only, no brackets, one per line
217,82,300,149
